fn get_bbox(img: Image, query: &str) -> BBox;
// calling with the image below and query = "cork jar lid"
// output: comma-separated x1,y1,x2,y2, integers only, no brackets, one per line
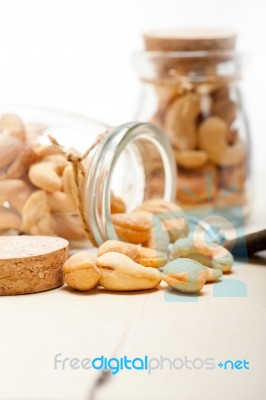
0,235,69,295
144,29,237,52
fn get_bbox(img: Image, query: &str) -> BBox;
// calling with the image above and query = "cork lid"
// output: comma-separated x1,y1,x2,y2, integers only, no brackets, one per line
0,235,68,260
0,236,69,295
144,29,237,52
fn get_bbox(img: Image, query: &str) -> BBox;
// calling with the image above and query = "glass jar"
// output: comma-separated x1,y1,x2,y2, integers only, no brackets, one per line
134,30,251,222
0,105,176,247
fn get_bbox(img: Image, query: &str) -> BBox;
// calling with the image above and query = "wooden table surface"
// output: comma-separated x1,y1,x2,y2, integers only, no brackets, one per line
0,175,266,400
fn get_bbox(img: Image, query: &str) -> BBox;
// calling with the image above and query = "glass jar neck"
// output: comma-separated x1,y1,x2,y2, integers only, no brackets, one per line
134,50,243,84
84,122,176,246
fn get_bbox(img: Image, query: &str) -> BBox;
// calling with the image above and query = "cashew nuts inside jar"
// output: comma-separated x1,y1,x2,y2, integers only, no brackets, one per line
0,106,176,249
134,29,252,224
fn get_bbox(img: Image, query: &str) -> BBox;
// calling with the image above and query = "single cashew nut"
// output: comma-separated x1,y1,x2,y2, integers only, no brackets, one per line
198,117,246,167
135,199,188,243
22,190,56,236
29,161,63,192
161,258,206,293
175,150,208,169
97,240,167,268
97,252,162,291
165,93,200,150
63,252,100,291
171,236,234,272
111,212,152,244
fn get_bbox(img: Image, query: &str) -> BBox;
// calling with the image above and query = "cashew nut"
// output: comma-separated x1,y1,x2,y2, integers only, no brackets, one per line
98,240,167,268
171,236,234,272
29,161,63,192
22,190,56,236
97,252,162,291
198,117,246,167
175,150,208,169
111,212,152,244
161,258,206,293
63,252,100,291
165,93,200,150
135,199,188,243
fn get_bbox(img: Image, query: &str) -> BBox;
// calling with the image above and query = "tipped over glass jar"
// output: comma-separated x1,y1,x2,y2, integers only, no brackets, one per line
0,105,176,247
134,29,251,220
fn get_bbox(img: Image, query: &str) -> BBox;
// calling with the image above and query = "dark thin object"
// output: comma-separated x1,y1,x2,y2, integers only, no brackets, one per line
224,229,266,257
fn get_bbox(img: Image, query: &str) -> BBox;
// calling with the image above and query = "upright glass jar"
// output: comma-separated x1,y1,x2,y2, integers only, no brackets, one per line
0,105,176,247
134,30,251,222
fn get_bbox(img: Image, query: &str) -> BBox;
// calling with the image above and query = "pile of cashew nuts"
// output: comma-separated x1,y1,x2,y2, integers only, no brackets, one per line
0,113,89,240
151,84,248,208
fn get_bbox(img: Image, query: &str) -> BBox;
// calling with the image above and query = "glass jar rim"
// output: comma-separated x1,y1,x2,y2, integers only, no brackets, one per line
133,50,245,83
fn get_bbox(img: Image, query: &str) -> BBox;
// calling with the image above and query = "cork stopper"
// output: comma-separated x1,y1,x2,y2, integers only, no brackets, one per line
144,29,237,52
0,236,69,295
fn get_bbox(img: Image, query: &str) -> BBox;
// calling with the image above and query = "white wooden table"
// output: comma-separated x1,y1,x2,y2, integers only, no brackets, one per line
0,175,265,400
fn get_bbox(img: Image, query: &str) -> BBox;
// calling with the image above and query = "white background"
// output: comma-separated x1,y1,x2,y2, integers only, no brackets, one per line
0,0,265,170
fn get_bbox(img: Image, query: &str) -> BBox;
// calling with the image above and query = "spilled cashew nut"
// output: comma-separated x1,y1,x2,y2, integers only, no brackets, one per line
171,236,234,272
97,252,162,291
161,258,206,293
98,240,167,268
63,252,100,291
